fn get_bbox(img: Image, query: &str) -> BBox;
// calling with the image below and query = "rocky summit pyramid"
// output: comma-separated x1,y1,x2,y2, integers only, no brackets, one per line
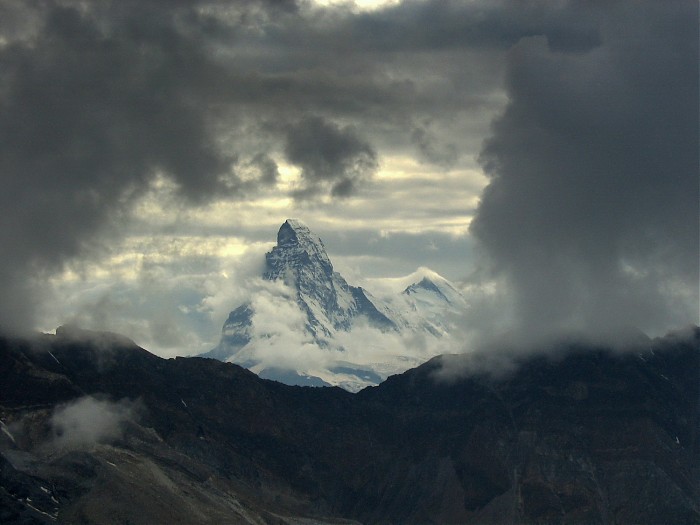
202,219,466,390
263,219,397,338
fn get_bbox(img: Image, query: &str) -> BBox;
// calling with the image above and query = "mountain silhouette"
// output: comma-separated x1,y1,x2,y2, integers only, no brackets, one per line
1,325,698,524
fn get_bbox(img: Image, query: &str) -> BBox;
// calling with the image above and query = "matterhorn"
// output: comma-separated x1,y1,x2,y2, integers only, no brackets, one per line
202,219,466,391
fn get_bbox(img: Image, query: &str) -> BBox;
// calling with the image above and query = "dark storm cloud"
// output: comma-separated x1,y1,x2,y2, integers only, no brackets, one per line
284,116,378,198
248,153,280,186
0,0,505,336
471,0,699,342
250,0,601,59
4,0,692,345
410,125,458,166
231,0,604,143
0,0,281,332
334,0,602,53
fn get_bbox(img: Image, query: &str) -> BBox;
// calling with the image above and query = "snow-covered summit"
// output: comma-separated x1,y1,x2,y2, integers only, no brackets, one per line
403,271,467,309
261,219,395,339
203,220,467,391
267,219,333,279
277,219,323,248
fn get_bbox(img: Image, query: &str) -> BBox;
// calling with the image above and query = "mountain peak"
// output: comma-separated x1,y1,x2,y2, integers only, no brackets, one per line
265,219,333,281
208,222,462,390
266,219,396,336
403,268,449,293
271,219,331,267
282,218,308,231
403,269,466,310
412,277,444,293
278,219,317,245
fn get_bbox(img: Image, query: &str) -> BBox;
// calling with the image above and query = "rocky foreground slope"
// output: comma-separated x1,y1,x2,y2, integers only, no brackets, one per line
1,325,699,524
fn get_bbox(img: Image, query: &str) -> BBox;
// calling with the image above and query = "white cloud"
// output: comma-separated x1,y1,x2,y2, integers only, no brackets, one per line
226,276,466,389
50,396,140,451
38,239,271,358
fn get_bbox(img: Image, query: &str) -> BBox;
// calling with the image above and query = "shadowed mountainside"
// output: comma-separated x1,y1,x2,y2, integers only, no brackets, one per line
1,325,698,524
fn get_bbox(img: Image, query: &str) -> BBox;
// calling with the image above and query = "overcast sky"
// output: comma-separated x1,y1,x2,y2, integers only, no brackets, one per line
0,0,697,357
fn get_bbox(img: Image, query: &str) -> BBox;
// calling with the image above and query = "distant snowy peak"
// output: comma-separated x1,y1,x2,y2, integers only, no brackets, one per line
262,219,396,339
403,273,466,310
265,219,333,281
278,219,326,252
399,271,466,337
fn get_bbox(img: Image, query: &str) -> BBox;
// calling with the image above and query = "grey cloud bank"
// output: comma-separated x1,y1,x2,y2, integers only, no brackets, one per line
0,1,237,332
472,0,698,343
0,0,695,354
284,116,378,198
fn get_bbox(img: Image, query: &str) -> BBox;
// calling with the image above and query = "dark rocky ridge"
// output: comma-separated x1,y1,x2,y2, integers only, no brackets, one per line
1,326,698,524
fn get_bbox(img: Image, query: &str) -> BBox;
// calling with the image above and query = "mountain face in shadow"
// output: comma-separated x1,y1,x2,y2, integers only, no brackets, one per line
1,325,698,524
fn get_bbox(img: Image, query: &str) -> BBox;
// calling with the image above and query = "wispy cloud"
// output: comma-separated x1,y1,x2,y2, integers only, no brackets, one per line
49,396,141,450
